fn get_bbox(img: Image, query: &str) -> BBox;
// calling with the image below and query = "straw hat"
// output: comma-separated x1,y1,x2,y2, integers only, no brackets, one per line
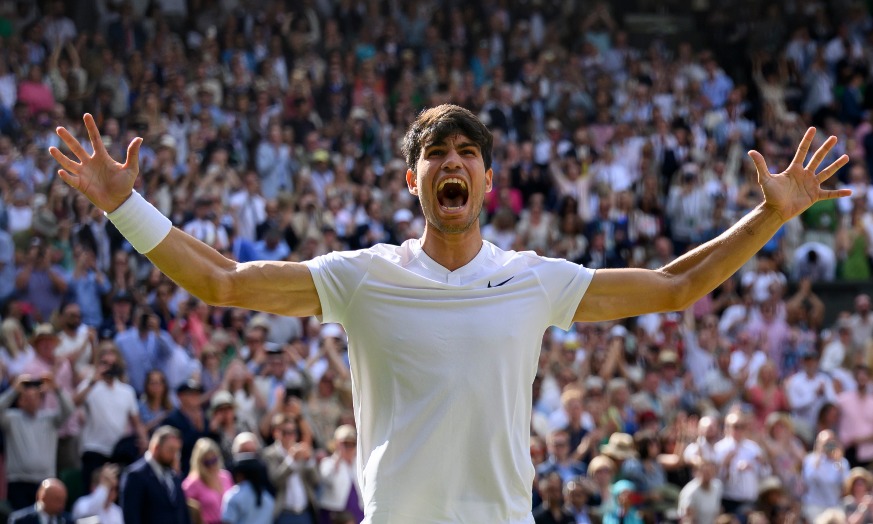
600,433,637,461
845,467,873,496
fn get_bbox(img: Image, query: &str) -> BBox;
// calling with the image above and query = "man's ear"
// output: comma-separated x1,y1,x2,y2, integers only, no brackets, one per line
406,168,418,195
485,168,494,193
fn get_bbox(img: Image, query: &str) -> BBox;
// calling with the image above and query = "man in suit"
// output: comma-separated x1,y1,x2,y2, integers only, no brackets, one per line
8,478,72,524
263,414,320,524
120,425,192,524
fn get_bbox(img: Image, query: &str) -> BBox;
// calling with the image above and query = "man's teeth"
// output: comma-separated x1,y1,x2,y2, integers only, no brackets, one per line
437,177,468,192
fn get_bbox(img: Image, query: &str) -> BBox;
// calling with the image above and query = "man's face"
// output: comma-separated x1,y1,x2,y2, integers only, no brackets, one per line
34,337,58,359
548,435,570,460
155,437,181,468
18,385,41,415
39,485,67,515
407,134,492,235
178,390,200,410
566,482,588,509
64,306,82,329
266,354,286,378
277,423,298,447
857,368,870,389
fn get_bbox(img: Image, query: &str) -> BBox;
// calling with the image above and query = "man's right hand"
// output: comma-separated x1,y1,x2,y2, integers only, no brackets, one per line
49,113,143,213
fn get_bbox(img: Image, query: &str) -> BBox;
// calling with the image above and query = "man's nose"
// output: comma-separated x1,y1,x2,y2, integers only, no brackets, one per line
441,148,462,171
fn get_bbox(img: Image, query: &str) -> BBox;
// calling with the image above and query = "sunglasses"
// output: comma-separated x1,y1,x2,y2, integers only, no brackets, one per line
202,456,219,467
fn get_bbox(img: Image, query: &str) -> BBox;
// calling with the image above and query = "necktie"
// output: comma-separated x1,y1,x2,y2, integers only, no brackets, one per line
164,470,176,498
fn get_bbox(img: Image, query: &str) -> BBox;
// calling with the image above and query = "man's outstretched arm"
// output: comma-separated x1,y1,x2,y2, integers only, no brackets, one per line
49,114,320,317
575,127,851,323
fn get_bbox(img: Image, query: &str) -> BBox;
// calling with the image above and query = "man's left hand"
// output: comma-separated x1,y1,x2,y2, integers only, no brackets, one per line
749,127,851,222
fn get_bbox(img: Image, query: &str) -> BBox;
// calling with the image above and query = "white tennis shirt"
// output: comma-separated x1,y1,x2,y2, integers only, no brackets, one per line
304,239,594,523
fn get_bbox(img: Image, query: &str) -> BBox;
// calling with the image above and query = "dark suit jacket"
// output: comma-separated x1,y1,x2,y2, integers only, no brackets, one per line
120,457,192,524
8,506,73,523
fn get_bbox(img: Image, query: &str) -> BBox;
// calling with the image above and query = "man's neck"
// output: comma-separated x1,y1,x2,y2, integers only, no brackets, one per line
418,226,484,272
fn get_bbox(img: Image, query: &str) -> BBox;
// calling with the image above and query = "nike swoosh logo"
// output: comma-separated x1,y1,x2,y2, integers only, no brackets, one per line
487,276,514,288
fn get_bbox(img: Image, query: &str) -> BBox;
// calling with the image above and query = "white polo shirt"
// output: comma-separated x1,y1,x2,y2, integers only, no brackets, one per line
305,239,594,523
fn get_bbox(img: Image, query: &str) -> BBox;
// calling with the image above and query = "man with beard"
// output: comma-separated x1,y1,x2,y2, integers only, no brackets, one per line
120,426,191,524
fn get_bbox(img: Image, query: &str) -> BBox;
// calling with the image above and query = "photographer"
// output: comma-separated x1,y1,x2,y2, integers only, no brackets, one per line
0,372,73,510
74,342,147,494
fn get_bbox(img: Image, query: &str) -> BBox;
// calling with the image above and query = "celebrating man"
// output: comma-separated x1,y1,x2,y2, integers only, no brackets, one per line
50,105,849,522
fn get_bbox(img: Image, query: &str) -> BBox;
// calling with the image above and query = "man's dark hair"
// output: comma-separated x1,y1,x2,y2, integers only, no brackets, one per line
401,104,493,173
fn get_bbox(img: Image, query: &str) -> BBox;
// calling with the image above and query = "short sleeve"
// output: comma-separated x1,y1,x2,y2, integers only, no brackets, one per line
303,250,372,323
221,488,240,523
532,257,595,330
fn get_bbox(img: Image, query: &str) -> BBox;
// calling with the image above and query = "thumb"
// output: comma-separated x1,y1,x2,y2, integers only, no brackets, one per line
123,137,143,173
748,150,771,184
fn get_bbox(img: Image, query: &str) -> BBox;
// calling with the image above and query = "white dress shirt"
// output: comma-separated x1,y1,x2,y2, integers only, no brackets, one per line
72,484,124,524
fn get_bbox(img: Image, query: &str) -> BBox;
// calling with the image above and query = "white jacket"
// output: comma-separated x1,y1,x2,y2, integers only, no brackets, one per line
318,454,361,511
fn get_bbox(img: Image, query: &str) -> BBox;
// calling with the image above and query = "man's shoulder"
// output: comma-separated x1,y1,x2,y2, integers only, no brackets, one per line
125,456,151,475
7,506,38,524
263,441,284,459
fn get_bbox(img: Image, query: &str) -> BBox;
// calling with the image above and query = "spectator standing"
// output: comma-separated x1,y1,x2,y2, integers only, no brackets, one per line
8,478,72,524
74,343,146,494
20,324,80,472
264,414,320,524
54,302,96,376
72,464,123,524
837,365,873,467
0,373,73,510
164,380,216,476
138,369,173,432
14,238,68,322
318,424,363,523
533,472,576,524
714,412,770,516
113,310,172,395
68,246,111,328
182,438,234,524
842,467,873,523
801,430,850,521
677,459,723,524
120,426,191,524
221,454,276,524
255,123,295,199
786,350,838,443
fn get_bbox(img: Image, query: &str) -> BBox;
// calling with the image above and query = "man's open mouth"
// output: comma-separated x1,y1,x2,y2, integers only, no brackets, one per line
436,177,469,210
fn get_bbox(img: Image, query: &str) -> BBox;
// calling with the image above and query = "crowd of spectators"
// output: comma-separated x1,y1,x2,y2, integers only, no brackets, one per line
1,0,873,523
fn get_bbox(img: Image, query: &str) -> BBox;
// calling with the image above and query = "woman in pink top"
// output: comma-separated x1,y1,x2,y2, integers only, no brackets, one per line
183,438,234,524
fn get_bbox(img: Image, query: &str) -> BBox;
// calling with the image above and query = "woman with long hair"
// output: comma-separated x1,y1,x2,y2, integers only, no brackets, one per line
182,438,233,524
762,412,806,500
745,362,790,429
221,455,275,524
138,369,173,431
0,317,34,376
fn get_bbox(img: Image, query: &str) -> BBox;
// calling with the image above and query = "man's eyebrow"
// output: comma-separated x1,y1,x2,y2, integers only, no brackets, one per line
423,140,480,151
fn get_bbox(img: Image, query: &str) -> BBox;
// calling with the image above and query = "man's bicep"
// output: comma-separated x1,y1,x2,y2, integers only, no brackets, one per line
224,261,321,318
574,267,682,323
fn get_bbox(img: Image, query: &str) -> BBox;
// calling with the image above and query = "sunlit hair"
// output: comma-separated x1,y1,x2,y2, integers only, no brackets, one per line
0,317,25,358
189,437,224,480
401,104,493,172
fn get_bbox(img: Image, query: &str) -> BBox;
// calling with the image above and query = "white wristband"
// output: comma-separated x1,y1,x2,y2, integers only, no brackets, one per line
105,191,173,254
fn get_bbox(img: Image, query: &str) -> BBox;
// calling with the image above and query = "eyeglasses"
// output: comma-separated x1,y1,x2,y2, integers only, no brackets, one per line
202,456,219,467
340,441,356,447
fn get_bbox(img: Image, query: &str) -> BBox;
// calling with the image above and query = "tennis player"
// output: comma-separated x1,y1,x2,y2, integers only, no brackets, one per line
50,105,849,523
